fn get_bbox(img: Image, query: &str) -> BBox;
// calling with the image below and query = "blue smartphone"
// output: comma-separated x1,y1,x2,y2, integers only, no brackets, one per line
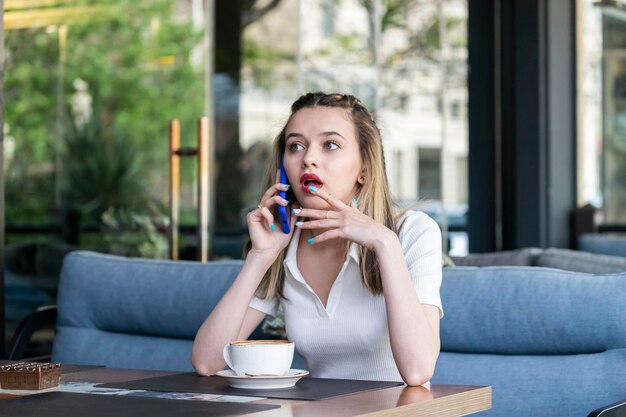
278,157,293,233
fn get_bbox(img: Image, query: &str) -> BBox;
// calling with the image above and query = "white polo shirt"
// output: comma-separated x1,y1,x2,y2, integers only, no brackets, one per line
249,210,443,382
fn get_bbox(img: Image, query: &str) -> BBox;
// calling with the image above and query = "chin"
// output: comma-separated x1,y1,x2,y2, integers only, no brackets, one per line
299,196,329,210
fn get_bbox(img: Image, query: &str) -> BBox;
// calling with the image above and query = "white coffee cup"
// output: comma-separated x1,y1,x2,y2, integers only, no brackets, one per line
223,340,295,376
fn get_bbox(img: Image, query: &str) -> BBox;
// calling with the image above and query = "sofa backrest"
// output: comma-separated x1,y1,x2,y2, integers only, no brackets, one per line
579,233,626,258
433,266,626,417
52,251,252,371
452,247,626,274
450,248,541,267
533,247,626,274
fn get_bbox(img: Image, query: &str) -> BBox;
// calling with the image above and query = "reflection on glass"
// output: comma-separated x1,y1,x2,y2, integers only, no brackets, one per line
604,50,626,223
579,1,626,223
240,0,468,253
5,0,206,252
5,0,469,264
578,1,603,209
4,0,207,345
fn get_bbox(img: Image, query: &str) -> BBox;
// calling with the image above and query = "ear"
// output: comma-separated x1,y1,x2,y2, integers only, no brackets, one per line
357,166,367,185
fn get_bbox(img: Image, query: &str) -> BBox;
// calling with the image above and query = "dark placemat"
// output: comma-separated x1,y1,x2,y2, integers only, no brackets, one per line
60,364,106,374
0,392,279,417
96,372,404,400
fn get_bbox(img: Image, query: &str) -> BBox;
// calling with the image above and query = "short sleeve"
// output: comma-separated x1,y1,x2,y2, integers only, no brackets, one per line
249,294,279,317
398,211,444,318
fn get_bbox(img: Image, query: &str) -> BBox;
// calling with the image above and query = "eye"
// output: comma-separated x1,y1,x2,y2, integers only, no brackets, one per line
288,142,304,152
325,141,339,150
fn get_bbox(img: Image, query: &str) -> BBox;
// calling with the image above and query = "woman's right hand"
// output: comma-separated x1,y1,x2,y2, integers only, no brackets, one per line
246,170,297,260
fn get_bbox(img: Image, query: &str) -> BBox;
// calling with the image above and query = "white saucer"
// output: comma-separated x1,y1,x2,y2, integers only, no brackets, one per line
216,369,309,389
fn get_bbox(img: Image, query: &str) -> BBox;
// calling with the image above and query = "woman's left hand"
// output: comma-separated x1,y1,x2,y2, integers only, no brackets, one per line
293,188,395,251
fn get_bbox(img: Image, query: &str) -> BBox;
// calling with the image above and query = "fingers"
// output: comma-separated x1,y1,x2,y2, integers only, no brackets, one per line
253,175,291,231
292,206,343,240
295,218,340,230
288,203,300,230
266,195,290,207
260,182,290,203
256,196,290,230
258,206,276,231
305,228,342,245
291,207,337,220
291,195,366,245
307,186,347,210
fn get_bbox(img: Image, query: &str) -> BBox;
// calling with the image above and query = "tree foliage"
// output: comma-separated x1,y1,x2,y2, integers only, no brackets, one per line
4,0,204,226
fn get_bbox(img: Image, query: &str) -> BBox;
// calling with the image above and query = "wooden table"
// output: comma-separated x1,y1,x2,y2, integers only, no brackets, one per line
58,367,491,417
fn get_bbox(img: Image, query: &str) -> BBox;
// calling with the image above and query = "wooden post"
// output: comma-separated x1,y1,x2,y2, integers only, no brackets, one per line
197,117,209,262
168,117,211,262
168,119,180,260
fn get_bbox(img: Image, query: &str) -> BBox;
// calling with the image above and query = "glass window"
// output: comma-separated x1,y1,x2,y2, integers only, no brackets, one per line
6,0,469,263
578,0,626,224
3,0,207,335
240,0,469,254
418,148,442,200
4,0,469,344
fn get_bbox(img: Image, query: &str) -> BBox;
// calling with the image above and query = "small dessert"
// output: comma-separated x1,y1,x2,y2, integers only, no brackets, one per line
0,362,62,390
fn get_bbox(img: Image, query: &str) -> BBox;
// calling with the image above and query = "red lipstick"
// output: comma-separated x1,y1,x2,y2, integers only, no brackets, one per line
300,173,324,194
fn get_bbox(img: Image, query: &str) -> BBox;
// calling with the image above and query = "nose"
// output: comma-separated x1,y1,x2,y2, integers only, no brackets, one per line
302,149,319,169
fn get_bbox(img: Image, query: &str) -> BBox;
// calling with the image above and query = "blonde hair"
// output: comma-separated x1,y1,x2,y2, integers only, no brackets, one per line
247,92,397,298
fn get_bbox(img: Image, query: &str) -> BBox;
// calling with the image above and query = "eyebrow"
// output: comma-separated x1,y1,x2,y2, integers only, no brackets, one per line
285,131,346,140
322,131,346,140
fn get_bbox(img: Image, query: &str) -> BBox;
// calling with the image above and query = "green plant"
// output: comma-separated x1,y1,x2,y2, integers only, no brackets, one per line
101,207,168,259
63,116,148,223
4,0,205,226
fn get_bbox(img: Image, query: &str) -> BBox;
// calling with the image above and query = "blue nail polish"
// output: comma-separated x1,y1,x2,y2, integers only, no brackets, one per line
352,197,358,207
282,184,290,189
283,199,289,204
307,237,314,244
271,224,275,231
295,221,303,226
292,208,302,214
308,186,318,193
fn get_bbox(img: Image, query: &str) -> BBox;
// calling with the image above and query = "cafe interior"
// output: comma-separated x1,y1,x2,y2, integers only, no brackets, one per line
1,1,626,416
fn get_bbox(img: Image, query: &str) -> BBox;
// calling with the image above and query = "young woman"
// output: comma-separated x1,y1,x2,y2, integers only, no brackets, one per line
192,92,443,386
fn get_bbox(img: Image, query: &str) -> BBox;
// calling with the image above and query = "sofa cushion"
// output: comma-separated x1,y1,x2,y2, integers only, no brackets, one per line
534,248,626,274
432,349,626,417
51,251,305,372
53,327,196,371
450,248,541,267
55,251,243,340
436,266,626,417
52,251,247,370
440,267,626,354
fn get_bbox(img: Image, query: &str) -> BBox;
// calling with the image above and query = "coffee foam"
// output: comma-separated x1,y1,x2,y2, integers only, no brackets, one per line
230,340,292,346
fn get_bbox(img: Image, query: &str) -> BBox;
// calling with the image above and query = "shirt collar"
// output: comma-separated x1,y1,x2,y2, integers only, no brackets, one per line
347,241,360,263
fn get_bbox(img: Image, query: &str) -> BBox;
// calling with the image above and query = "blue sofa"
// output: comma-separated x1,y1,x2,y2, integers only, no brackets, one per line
579,233,626,258
51,252,271,371
451,247,626,273
50,251,626,417
432,266,626,416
